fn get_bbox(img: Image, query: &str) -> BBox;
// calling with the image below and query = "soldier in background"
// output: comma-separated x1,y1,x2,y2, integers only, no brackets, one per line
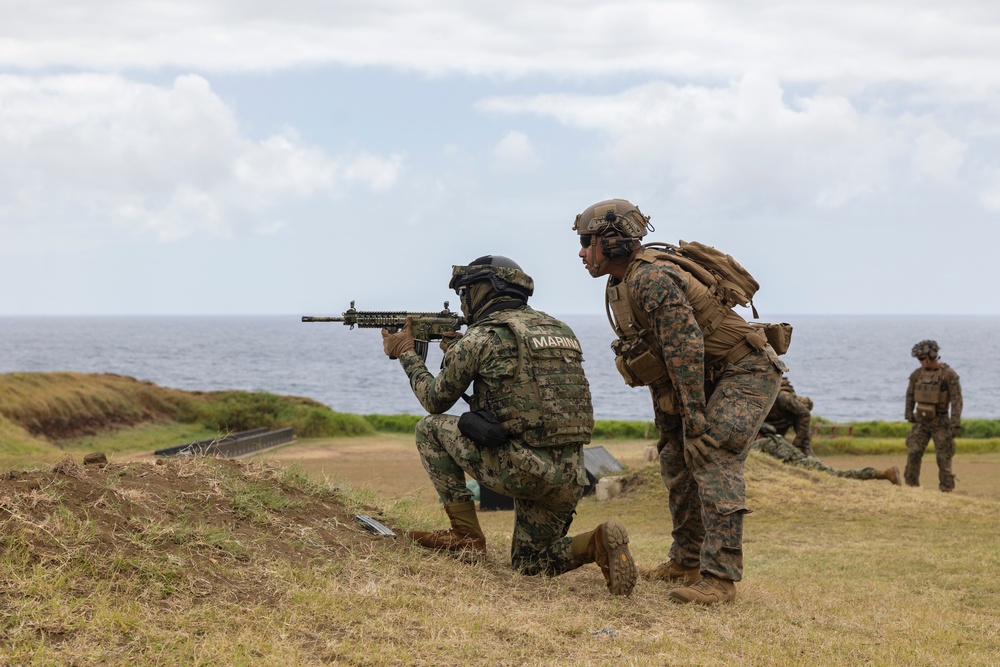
904,340,963,492
754,424,900,484
572,198,785,605
764,377,815,456
381,255,637,596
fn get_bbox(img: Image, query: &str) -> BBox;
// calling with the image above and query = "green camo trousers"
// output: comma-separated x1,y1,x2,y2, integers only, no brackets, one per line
753,434,881,479
414,414,587,575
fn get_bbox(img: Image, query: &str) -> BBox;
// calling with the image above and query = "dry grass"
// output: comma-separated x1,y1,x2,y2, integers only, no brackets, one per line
2,447,998,665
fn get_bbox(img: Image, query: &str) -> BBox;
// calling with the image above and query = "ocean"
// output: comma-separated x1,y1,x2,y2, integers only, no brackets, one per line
1,314,998,422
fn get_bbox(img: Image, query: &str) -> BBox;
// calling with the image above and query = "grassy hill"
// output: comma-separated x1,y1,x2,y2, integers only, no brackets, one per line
2,449,998,665
2,372,999,665
0,372,375,467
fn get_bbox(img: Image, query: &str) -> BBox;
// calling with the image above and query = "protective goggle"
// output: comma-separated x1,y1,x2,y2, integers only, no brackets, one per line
579,233,595,248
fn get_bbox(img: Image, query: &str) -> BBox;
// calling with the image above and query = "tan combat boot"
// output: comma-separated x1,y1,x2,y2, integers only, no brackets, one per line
570,520,638,596
882,466,902,486
642,559,702,586
405,500,487,556
667,574,737,605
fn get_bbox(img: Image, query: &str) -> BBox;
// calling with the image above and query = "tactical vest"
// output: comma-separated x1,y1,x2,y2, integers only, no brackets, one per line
606,249,767,414
475,308,594,447
913,367,950,422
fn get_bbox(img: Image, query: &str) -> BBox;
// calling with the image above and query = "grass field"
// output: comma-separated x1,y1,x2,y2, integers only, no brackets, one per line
3,374,999,665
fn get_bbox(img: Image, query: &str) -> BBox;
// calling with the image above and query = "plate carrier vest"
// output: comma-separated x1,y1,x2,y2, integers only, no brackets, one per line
475,308,594,447
913,367,950,422
606,247,768,414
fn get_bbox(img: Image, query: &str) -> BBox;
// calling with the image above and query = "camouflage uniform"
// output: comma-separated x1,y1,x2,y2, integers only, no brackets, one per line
764,383,813,451
752,432,882,480
622,259,785,583
398,305,593,574
904,363,962,491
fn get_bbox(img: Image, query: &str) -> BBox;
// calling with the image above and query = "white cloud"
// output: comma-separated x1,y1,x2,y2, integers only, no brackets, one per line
491,130,538,170
980,171,1000,212
4,1,1000,88
913,127,967,184
476,74,996,215
0,74,404,246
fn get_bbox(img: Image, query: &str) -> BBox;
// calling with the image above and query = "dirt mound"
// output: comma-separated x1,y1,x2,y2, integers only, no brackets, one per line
0,454,403,605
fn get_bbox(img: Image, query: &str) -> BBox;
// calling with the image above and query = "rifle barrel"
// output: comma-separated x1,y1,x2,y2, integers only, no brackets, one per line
301,317,346,322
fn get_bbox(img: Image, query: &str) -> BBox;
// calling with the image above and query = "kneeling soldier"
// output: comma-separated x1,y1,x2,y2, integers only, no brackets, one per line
381,255,637,596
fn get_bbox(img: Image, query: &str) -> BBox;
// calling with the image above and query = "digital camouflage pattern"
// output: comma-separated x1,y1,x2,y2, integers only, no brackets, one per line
413,414,586,574
398,305,593,574
752,433,883,480
764,388,813,450
625,261,784,583
904,420,957,491
904,362,962,491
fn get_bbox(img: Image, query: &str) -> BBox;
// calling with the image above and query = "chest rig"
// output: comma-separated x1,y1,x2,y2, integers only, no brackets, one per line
606,249,766,414
913,367,950,422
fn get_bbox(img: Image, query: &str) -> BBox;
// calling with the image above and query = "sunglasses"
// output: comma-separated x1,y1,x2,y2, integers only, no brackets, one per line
579,234,595,248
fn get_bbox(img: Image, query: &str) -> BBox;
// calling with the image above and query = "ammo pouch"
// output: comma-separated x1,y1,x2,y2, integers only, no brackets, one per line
611,337,670,388
750,322,793,355
914,403,937,423
458,410,508,448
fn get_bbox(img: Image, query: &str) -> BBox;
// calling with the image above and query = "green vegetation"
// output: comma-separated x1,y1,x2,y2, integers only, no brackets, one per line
592,419,656,439
815,417,1000,439
362,413,422,433
3,371,998,467
0,372,372,466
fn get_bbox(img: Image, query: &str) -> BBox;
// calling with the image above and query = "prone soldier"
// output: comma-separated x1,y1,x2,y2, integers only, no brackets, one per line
754,424,900,484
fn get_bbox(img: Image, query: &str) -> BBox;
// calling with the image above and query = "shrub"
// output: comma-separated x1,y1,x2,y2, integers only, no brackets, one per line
363,414,422,434
591,420,657,440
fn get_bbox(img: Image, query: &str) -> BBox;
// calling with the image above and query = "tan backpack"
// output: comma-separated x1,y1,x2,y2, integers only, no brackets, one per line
644,240,760,317
645,240,792,354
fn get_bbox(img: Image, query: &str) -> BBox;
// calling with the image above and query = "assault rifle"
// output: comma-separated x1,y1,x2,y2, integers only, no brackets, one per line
302,300,466,361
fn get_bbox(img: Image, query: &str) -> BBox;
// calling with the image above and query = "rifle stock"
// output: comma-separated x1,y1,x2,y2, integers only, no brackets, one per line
302,300,466,361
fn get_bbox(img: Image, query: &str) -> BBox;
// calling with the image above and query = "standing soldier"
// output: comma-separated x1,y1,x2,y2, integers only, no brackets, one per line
764,377,815,456
572,199,785,605
904,340,962,492
381,255,637,596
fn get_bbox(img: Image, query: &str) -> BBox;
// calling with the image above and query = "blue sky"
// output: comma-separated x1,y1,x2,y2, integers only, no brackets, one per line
2,1,999,316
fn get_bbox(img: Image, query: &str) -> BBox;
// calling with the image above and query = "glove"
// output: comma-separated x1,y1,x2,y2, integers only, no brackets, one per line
905,415,915,423
381,317,415,360
951,422,961,437
683,433,720,470
439,330,463,352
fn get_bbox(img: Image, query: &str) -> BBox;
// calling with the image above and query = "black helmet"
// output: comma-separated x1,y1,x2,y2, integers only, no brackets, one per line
449,255,534,300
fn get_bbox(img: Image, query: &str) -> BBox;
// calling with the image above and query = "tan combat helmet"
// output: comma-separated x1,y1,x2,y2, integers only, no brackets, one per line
573,198,652,240
573,199,654,276
911,340,939,360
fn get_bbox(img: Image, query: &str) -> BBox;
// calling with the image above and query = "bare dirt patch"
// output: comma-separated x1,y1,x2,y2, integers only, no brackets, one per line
254,434,439,502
